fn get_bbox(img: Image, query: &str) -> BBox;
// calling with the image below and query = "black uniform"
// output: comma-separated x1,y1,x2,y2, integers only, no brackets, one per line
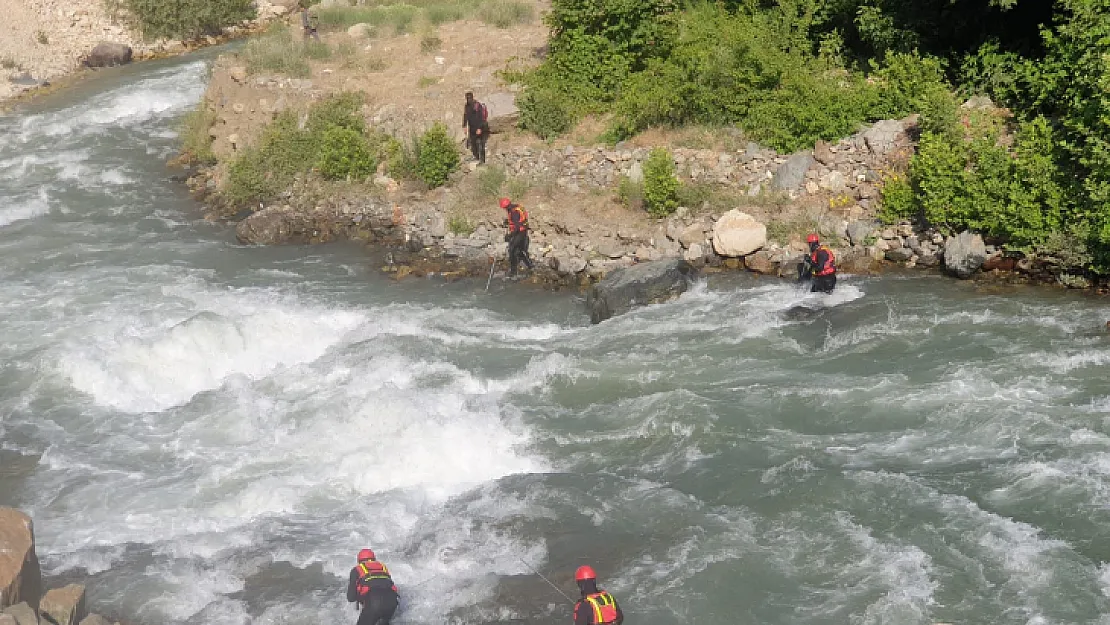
463,100,488,164
504,204,534,276
347,565,398,625
573,580,624,625
798,246,836,293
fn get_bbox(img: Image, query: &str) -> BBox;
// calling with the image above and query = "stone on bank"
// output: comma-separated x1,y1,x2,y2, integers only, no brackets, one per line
586,259,695,324
0,509,40,612
711,210,767,258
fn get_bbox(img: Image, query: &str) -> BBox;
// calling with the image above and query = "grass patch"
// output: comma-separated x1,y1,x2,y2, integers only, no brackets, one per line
417,75,440,88
178,105,217,165
506,176,531,199
0,56,18,70
448,213,475,236
477,0,533,28
426,3,466,25
35,31,49,45
108,0,254,41
476,165,507,197
317,3,419,35
242,24,322,77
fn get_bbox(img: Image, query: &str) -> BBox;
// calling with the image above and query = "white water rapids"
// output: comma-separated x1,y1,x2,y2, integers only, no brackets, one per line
4,51,1110,625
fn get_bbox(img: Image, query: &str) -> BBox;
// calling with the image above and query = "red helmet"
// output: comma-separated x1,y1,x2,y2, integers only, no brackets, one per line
499,198,512,210
357,549,375,562
575,565,597,582
806,234,820,244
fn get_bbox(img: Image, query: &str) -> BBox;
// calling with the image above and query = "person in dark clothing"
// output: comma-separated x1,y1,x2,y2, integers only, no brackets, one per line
300,4,320,41
347,549,399,625
572,566,624,625
500,197,534,276
462,91,489,164
797,233,837,293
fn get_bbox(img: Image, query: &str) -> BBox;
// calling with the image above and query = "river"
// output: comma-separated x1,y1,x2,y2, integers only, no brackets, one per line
3,51,1110,625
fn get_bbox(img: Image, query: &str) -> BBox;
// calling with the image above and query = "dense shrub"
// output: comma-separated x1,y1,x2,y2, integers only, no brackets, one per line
415,123,460,188
316,127,376,181
178,106,217,165
114,0,255,41
642,148,679,218
517,90,573,140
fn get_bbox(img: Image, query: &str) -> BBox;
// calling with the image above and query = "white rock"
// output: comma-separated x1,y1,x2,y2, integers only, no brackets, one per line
711,210,767,257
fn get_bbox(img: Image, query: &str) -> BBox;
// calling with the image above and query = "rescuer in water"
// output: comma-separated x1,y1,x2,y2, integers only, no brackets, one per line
798,233,837,293
572,565,624,625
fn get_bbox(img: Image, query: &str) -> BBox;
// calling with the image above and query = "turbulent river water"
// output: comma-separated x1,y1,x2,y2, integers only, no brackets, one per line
5,52,1110,625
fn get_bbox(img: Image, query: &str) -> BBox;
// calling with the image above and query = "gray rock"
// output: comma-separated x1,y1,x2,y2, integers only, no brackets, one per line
677,222,705,248
771,152,814,192
862,119,905,156
2,603,35,625
586,259,695,324
627,161,643,184
943,231,987,279
0,613,16,625
683,243,704,263
83,42,132,68
845,220,876,247
884,247,913,263
917,253,940,268
813,140,834,165
552,254,586,275
483,92,518,134
77,615,110,625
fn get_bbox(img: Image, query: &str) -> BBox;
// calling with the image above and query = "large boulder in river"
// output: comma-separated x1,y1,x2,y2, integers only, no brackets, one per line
0,509,40,613
943,231,987,279
586,259,694,324
39,585,85,625
712,210,767,257
83,43,133,68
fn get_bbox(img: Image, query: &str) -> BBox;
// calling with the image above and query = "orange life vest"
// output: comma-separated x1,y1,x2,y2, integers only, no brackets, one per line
582,591,619,624
811,245,836,276
507,205,528,233
355,561,394,598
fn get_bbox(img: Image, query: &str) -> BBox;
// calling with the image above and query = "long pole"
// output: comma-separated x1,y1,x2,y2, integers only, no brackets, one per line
485,254,497,291
518,557,575,605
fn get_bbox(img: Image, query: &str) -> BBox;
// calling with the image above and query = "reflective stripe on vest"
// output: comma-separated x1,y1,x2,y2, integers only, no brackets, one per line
356,561,392,596
585,591,618,624
812,246,836,276
509,206,528,233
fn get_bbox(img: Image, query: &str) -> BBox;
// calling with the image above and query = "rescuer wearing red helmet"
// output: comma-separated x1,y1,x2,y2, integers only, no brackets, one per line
500,197,534,277
798,233,837,293
346,549,399,625
572,565,624,625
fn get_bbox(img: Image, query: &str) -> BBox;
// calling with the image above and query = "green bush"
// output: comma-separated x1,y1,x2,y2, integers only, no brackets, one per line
385,136,419,180
115,0,254,41
642,148,679,217
415,123,460,188
448,214,476,236
546,0,678,71
307,92,366,135
316,127,376,180
878,173,915,223
178,105,217,165
517,89,573,140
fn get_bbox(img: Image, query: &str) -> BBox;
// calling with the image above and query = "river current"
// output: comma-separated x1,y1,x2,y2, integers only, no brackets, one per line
4,52,1110,625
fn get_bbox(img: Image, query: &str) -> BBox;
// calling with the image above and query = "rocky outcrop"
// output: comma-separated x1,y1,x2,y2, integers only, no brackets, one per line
711,210,767,257
943,231,987,279
234,203,400,246
0,509,40,613
39,585,85,625
771,152,814,192
82,42,132,68
483,92,518,134
586,259,694,323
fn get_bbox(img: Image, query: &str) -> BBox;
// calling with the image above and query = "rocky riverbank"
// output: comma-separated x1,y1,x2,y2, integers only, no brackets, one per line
0,0,295,107
0,508,118,625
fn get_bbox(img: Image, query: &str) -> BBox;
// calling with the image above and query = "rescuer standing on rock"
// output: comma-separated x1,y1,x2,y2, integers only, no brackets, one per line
501,197,533,277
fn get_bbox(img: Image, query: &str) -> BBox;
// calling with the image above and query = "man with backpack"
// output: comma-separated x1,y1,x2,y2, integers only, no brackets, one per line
462,91,489,165
346,549,399,625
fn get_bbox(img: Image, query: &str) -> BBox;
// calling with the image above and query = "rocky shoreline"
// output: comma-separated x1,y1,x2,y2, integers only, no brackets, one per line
0,508,116,625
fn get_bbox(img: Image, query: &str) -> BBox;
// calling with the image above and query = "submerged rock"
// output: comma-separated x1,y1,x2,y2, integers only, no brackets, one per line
586,259,695,324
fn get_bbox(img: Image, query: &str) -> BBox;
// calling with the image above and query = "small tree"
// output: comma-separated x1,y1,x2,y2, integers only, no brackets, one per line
416,123,460,188
316,127,376,181
642,148,679,217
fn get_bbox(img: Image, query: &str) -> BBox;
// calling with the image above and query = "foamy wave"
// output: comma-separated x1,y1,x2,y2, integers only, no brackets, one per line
0,189,49,227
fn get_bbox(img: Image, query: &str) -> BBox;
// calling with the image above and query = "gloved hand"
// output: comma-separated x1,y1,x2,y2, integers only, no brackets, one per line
504,233,512,242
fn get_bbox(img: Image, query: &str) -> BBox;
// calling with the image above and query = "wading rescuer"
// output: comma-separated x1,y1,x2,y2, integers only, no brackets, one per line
798,233,837,293
347,549,399,625
501,197,534,277
573,566,624,625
